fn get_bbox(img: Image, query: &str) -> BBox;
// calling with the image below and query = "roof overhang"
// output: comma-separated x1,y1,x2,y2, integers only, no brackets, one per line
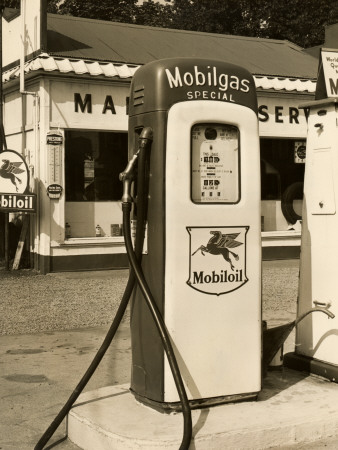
3,54,317,94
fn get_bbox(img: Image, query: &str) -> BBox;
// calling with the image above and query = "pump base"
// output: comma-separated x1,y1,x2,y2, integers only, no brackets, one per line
130,388,258,413
68,374,338,450
284,352,338,382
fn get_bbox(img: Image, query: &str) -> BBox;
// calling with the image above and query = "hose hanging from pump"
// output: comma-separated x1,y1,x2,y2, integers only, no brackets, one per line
35,275,135,450
121,127,192,450
35,129,150,449
35,127,192,450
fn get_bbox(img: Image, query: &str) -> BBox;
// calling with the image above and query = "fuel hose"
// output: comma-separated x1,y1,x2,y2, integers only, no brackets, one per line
122,201,192,450
122,127,192,449
35,127,192,449
34,135,148,450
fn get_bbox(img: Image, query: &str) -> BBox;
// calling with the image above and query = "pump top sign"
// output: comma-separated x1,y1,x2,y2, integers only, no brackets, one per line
129,57,257,116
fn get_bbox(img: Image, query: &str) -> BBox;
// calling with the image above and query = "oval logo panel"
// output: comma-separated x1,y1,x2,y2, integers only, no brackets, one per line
0,150,29,194
187,226,249,296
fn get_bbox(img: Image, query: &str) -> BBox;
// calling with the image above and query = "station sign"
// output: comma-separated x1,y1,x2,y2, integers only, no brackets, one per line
316,49,338,100
0,149,36,212
0,150,29,194
0,193,36,212
47,183,63,199
321,49,338,97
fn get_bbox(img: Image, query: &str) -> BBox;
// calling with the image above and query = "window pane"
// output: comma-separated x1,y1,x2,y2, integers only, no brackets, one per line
65,131,128,202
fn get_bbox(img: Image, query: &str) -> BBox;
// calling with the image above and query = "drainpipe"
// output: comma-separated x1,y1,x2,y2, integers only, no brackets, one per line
0,1,9,270
20,0,39,269
20,0,37,96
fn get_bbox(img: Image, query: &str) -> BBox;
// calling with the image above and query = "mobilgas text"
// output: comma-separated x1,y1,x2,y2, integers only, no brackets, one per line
165,65,251,101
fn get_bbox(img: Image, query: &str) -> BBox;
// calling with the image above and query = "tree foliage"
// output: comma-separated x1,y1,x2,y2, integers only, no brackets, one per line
255,0,338,48
167,0,338,48
51,0,138,23
4,0,338,48
169,0,245,35
135,0,173,28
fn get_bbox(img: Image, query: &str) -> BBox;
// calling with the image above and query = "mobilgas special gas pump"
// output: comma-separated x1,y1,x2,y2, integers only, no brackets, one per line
128,58,262,410
34,57,261,450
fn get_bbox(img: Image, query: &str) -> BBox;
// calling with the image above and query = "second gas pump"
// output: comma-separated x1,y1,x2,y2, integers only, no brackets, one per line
128,58,262,410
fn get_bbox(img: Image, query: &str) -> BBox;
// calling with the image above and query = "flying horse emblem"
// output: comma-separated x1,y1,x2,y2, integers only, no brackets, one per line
192,230,243,270
0,159,25,192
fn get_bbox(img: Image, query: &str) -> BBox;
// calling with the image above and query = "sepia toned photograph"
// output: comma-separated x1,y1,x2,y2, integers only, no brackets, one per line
1,1,338,449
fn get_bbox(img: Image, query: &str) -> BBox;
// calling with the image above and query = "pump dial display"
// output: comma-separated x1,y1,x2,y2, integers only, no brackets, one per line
191,123,240,203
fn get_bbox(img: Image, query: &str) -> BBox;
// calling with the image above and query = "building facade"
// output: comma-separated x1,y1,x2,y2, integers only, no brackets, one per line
1,1,318,272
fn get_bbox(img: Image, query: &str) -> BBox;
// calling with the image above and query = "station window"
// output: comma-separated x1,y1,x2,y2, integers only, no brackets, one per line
64,130,128,238
260,138,306,231
260,138,305,200
65,130,127,202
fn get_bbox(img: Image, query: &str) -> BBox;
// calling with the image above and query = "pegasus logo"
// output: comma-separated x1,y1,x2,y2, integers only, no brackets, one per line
0,159,24,192
192,230,243,271
0,150,29,195
187,226,249,296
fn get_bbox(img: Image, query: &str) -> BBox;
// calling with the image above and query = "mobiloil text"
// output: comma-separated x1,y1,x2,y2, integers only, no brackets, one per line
192,269,244,285
0,193,36,212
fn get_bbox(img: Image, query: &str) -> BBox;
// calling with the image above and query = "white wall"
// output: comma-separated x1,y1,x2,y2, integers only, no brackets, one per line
3,0,42,67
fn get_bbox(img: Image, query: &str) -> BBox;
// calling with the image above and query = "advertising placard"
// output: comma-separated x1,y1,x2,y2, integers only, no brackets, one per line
0,150,29,194
319,49,338,98
0,150,36,213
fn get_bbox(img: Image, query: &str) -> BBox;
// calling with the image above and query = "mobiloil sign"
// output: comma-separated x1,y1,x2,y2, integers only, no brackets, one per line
0,149,36,213
0,194,36,212
128,58,261,410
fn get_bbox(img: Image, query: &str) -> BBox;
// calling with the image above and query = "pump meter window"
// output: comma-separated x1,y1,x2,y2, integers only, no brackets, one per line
191,124,240,203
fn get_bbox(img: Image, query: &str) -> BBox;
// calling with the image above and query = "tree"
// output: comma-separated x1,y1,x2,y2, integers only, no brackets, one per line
50,0,138,24
169,0,245,35
253,0,338,48
4,0,59,10
134,0,173,28
3,0,20,7
43,0,338,49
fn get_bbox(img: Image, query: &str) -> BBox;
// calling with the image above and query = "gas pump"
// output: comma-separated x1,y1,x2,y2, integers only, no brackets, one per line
128,57,262,410
284,49,338,379
34,57,262,450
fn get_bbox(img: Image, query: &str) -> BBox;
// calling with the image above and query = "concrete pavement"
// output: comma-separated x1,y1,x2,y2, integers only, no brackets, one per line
1,323,131,450
2,261,338,449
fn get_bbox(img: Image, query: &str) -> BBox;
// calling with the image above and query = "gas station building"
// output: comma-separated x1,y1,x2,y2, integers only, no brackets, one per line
1,0,319,273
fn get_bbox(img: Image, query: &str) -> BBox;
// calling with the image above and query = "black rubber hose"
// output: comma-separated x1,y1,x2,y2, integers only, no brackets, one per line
34,148,149,450
34,273,135,450
122,202,193,450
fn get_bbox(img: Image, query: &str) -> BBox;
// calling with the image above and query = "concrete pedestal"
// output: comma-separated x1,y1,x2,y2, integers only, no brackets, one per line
68,368,338,449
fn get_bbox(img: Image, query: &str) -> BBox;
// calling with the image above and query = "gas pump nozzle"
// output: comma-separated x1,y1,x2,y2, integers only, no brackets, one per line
119,152,139,203
119,127,153,203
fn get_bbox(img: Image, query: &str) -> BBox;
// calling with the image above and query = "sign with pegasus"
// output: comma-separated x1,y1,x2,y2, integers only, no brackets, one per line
0,150,29,194
0,150,36,213
187,226,249,295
